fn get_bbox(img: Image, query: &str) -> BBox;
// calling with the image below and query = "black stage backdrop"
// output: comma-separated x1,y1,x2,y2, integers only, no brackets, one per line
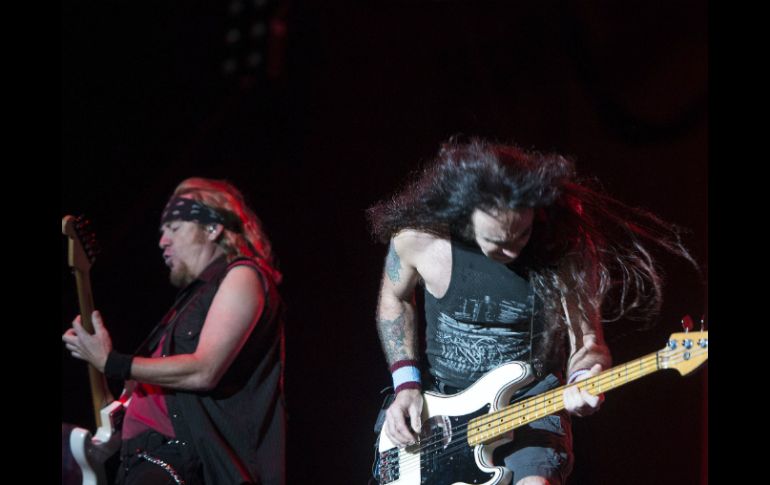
63,1,707,484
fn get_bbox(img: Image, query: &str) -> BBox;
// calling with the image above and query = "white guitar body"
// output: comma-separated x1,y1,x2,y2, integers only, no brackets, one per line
377,361,534,485
70,400,127,485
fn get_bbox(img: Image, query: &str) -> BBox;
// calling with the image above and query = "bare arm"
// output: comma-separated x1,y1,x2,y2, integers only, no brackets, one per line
377,232,429,446
376,237,421,365
564,293,611,376
562,292,612,417
63,265,265,392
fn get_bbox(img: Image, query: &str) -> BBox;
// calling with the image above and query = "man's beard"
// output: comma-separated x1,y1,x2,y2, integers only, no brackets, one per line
169,262,194,288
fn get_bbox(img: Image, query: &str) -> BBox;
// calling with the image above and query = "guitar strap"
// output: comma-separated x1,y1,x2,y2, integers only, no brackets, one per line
373,388,395,434
528,291,546,379
371,388,396,484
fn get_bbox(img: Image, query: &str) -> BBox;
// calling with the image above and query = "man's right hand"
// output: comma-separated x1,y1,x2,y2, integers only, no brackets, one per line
384,388,424,447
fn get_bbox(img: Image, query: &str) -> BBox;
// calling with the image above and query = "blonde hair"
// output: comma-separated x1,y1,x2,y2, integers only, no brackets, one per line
173,177,282,283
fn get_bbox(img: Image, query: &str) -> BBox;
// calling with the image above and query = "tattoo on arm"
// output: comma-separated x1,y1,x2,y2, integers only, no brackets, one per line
385,241,402,282
377,311,410,364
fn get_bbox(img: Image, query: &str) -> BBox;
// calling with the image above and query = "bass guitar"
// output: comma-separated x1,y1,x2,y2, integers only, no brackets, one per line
375,329,708,485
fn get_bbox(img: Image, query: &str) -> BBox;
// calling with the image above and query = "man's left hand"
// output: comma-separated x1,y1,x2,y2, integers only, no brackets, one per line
62,310,113,372
563,363,604,417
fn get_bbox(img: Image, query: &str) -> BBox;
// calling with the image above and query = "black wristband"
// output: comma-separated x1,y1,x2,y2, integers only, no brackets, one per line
104,351,133,380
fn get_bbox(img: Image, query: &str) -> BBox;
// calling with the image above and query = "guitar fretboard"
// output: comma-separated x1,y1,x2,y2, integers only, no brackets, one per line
467,352,660,446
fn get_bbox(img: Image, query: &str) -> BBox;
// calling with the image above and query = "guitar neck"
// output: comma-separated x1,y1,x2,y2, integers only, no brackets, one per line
74,270,111,428
467,352,661,446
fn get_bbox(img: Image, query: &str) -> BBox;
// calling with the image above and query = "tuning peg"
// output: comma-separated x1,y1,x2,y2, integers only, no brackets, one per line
681,315,694,333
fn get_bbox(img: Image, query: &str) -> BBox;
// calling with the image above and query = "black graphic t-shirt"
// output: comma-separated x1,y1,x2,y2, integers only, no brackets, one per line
424,240,535,390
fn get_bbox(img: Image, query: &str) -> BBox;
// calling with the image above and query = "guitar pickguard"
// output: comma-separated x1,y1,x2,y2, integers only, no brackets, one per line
419,404,494,485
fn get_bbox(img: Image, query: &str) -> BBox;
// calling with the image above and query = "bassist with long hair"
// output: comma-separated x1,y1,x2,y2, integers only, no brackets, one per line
367,138,697,485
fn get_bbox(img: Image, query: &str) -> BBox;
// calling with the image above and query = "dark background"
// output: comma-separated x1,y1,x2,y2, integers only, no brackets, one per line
62,1,708,484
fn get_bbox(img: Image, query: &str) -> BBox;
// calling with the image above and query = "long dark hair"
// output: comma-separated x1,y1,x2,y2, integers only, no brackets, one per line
368,138,695,362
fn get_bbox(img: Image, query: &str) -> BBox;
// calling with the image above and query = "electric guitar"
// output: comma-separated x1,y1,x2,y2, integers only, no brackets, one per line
375,330,708,485
63,215,126,485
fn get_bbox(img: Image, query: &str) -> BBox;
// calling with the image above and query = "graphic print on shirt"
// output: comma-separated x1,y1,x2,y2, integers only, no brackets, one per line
434,294,534,377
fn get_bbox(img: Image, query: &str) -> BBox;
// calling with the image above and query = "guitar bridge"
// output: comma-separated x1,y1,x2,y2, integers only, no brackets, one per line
378,448,400,484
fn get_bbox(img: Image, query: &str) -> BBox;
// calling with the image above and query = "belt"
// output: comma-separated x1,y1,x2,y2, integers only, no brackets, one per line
431,376,465,395
121,430,188,458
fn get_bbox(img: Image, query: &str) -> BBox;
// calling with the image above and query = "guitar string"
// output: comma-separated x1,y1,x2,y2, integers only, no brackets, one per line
382,347,706,478
378,347,707,479
386,348,705,479
382,347,705,478
391,350,665,462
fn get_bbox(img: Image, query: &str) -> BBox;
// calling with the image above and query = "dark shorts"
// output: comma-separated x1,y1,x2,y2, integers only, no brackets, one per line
491,412,573,485
494,374,574,485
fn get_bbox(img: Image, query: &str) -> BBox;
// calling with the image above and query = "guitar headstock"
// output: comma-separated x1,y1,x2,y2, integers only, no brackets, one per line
658,330,708,376
62,215,99,274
